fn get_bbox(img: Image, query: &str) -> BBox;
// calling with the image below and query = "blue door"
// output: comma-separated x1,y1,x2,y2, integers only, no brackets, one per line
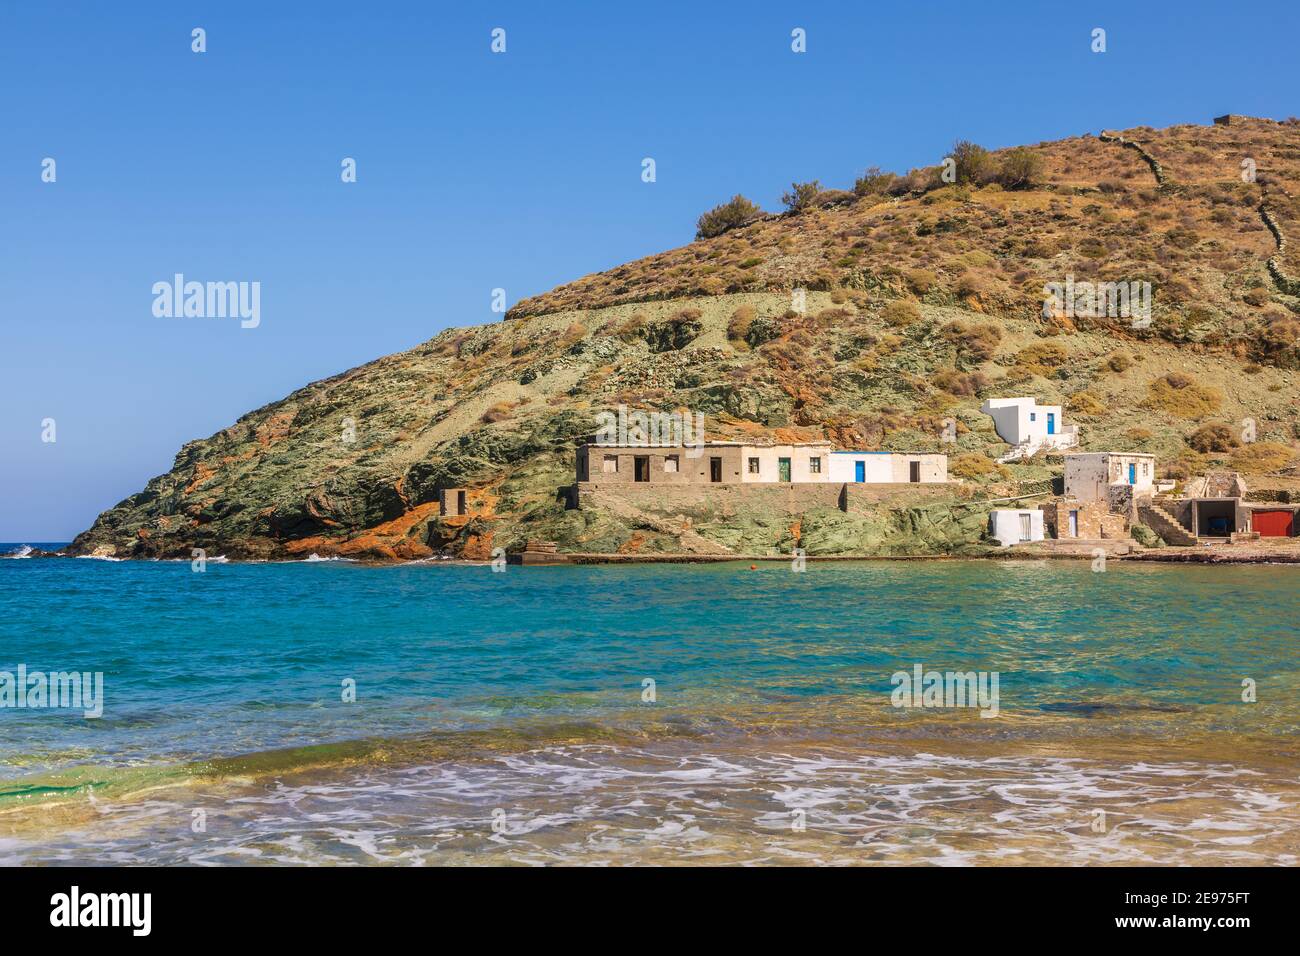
1046,413,1055,435
1128,463,1136,484
854,460,865,483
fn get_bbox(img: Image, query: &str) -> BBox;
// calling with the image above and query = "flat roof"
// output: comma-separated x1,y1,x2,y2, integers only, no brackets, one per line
1063,451,1155,458
830,450,945,456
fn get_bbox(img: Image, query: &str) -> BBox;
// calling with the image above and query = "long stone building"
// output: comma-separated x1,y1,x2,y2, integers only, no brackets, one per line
575,441,948,485
576,441,833,484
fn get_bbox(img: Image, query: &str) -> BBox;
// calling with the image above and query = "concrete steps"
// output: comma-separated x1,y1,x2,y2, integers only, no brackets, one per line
1139,501,1198,546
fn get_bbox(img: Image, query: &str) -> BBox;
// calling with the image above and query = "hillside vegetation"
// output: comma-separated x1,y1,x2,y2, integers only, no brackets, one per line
70,117,1300,560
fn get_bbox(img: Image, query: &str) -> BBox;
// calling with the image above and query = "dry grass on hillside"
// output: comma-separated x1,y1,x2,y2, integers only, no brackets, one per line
508,116,1300,372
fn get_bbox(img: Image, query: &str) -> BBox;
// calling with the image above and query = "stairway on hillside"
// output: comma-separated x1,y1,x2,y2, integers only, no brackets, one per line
1138,501,1197,547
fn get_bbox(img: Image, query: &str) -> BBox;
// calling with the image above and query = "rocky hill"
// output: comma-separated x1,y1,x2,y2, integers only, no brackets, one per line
69,116,1300,560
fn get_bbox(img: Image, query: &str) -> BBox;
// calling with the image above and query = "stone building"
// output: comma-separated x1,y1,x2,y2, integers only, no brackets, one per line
1063,452,1156,505
1040,499,1128,540
575,441,834,485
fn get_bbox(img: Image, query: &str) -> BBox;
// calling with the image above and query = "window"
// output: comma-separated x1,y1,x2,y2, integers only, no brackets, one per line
809,456,822,474
1142,462,1149,476
1029,413,1036,422
602,455,618,473
664,455,679,473
748,457,760,474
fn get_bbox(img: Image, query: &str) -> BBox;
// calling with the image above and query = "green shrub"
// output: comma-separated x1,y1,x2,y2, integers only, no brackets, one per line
854,166,896,197
1130,524,1164,548
781,181,823,213
949,140,995,185
695,195,763,239
996,147,1044,189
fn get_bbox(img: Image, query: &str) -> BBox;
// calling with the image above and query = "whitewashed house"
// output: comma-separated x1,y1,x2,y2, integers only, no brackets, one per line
1063,452,1156,503
980,397,1078,462
829,451,948,484
989,509,1045,547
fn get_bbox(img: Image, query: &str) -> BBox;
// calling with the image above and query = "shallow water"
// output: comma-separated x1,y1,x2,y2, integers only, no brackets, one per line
1,554,1297,864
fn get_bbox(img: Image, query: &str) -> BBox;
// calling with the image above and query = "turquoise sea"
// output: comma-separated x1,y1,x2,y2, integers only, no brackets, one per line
2,548,1298,865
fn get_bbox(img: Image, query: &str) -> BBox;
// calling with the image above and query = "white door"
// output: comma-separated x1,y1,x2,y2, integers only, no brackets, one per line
1018,513,1032,542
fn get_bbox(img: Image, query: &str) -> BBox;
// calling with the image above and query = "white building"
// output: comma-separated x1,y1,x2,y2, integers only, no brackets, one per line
829,451,948,484
1063,452,1156,502
989,509,1045,547
980,397,1078,462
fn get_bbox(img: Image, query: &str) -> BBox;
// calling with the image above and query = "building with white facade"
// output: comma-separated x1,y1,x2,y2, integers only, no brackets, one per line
980,397,1078,462
1063,452,1156,503
988,509,1045,547
828,451,948,484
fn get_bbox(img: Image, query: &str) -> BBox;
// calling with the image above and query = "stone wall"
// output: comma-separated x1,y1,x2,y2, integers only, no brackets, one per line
1099,132,1170,188
574,480,953,516
1258,200,1300,296
575,480,846,515
1040,499,1128,539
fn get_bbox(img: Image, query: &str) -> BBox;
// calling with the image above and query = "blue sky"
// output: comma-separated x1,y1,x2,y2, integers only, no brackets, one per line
3,0,1297,540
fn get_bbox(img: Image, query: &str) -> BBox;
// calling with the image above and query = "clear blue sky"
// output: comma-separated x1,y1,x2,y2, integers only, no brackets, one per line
3,0,1297,540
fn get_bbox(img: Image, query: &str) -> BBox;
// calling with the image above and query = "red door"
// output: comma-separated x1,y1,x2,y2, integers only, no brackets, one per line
1251,510,1295,537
